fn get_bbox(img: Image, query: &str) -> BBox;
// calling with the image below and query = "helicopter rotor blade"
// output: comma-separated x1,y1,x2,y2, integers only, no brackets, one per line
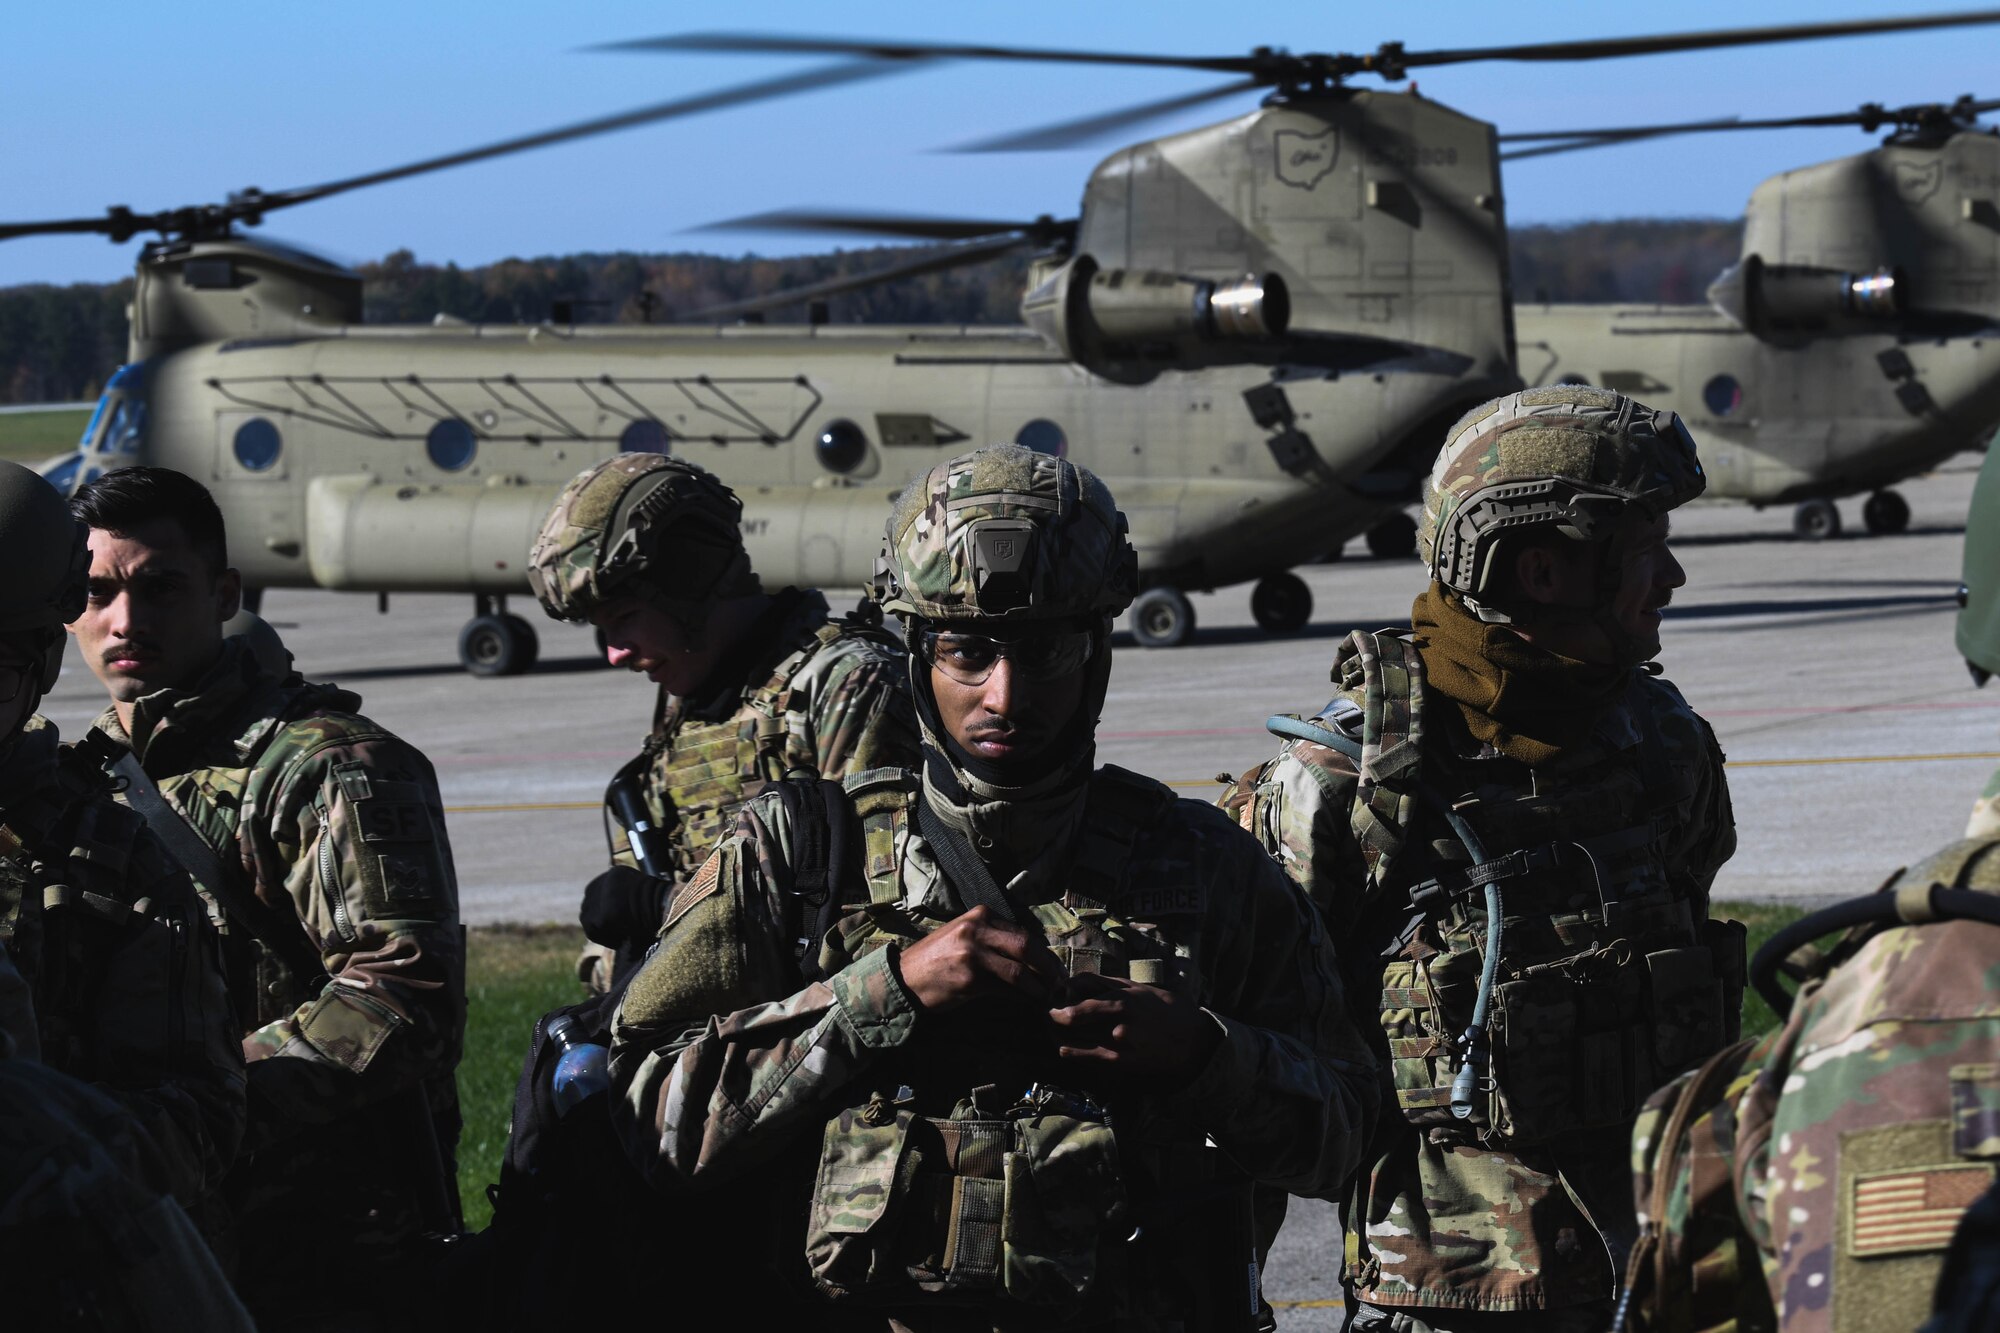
1396,10,2000,73
0,59,922,246
951,78,1266,153
608,11,2000,87
683,233,1030,321
695,209,1071,243
1500,94,2000,161
593,32,1261,74
264,59,921,214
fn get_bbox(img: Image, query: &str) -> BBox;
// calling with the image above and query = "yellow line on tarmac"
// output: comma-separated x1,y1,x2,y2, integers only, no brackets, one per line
445,750,2000,814
1725,751,2000,770
1269,1299,1344,1309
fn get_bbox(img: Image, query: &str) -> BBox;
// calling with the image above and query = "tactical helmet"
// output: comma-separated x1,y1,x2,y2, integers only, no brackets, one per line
528,453,757,624
1420,385,1706,609
874,444,1137,625
0,460,90,692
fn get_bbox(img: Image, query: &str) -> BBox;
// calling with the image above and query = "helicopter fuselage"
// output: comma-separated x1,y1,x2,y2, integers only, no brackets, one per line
60,319,1468,596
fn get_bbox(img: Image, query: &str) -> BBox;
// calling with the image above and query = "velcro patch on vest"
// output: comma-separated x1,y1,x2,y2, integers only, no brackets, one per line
1848,1164,1995,1257
1125,882,1206,918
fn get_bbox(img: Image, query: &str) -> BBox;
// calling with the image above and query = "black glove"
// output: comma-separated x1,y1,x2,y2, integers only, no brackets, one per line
578,866,670,949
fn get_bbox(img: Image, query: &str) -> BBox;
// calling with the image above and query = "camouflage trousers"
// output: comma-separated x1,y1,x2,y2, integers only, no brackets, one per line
1345,1300,1612,1333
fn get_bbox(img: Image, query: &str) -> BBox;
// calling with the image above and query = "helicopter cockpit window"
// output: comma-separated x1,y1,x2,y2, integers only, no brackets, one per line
816,419,868,474
1016,419,1068,458
233,418,282,472
104,399,147,455
427,418,478,471
1702,374,1744,418
620,418,671,454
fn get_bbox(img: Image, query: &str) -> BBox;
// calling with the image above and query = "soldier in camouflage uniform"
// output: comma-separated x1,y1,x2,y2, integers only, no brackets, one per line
0,459,243,1214
0,944,256,1332
66,466,465,1330
1960,442,2000,839
1623,834,2000,1333
606,443,1377,1328
528,452,917,994
1231,387,1741,1331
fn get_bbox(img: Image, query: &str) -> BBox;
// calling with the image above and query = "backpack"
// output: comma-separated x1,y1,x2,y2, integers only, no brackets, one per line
449,774,860,1328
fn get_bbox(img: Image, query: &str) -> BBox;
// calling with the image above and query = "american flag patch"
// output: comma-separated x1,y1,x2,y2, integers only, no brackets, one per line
1848,1164,1995,1257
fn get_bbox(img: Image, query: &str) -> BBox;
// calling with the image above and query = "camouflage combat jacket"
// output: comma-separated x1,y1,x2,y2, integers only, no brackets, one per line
0,717,243,1208
1233,630,1737,1314
609,762,1377,1327
612,588,917,881
83,639,466,1277
1627,834,2000,1333
0,1047,254,1331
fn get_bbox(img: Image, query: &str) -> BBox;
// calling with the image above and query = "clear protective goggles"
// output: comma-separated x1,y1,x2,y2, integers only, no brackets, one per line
918,627,1095,686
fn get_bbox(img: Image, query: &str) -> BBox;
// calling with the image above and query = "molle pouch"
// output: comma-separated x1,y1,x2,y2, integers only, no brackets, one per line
805,1096,1125,1311
1491,950,1648,1144
1646,942,1727,1078
1703,917,1748,1044
806,1101,927,1298
1002,1113,1128,1306
1380,941,1483,1129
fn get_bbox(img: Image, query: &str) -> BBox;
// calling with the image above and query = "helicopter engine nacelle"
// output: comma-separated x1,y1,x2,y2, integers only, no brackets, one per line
1021,254,1289,385
1707,254,1904,340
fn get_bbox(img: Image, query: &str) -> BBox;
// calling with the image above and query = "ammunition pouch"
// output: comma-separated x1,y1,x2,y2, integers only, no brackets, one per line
1384,839,1747,1147
805,1086,1128,1309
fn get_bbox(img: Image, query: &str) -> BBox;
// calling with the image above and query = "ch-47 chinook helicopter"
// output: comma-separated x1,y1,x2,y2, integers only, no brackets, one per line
14,14,1999,673
1509,93,2000,540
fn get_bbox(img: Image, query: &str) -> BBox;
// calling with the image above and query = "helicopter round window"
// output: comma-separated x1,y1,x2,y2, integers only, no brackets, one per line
1703,374,1744,418
233,418,282,472
816,419,868,474
1016,418,1067,458
620,418,671,454
427,418,478,471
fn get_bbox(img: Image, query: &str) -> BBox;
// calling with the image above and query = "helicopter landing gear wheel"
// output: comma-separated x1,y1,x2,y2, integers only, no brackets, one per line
1792,498,1842,541
1129,586,1196,649
1366,511,1418,560
1863,489,1910,535
460,613,539,677
1250,572,1312,636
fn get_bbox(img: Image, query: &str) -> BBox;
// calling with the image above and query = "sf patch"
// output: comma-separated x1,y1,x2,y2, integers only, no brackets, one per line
334,761,446,914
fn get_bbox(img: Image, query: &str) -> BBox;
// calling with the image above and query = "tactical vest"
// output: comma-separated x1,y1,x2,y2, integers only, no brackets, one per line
1301,630,1743,1148
787,766,1257,1327
0,739,184,1078
645,618,879,880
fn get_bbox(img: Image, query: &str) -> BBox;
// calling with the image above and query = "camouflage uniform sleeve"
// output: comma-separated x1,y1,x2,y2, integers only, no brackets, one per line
1154,808,1378,1197
87,830,246,1206
797,640,920,780
608,797,920,1190
237,729,465,1146
1675,716,1738,913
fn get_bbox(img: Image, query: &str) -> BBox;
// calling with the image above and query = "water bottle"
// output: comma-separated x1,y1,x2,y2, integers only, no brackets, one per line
548,1014,610,1117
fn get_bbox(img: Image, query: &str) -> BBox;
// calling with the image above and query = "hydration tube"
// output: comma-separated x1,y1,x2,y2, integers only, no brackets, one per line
1265,713,1504,1122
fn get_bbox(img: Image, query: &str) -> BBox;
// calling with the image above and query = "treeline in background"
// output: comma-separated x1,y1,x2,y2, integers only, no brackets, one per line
0,218,1744,405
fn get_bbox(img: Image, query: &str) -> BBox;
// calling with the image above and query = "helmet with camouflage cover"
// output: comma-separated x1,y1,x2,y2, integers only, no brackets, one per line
0,459,90,694
528,453,758,627
873,443,1137,626
1420,385,1706,613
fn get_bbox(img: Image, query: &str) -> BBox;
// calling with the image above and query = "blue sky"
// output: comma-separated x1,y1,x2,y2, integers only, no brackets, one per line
4,0,1996,288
